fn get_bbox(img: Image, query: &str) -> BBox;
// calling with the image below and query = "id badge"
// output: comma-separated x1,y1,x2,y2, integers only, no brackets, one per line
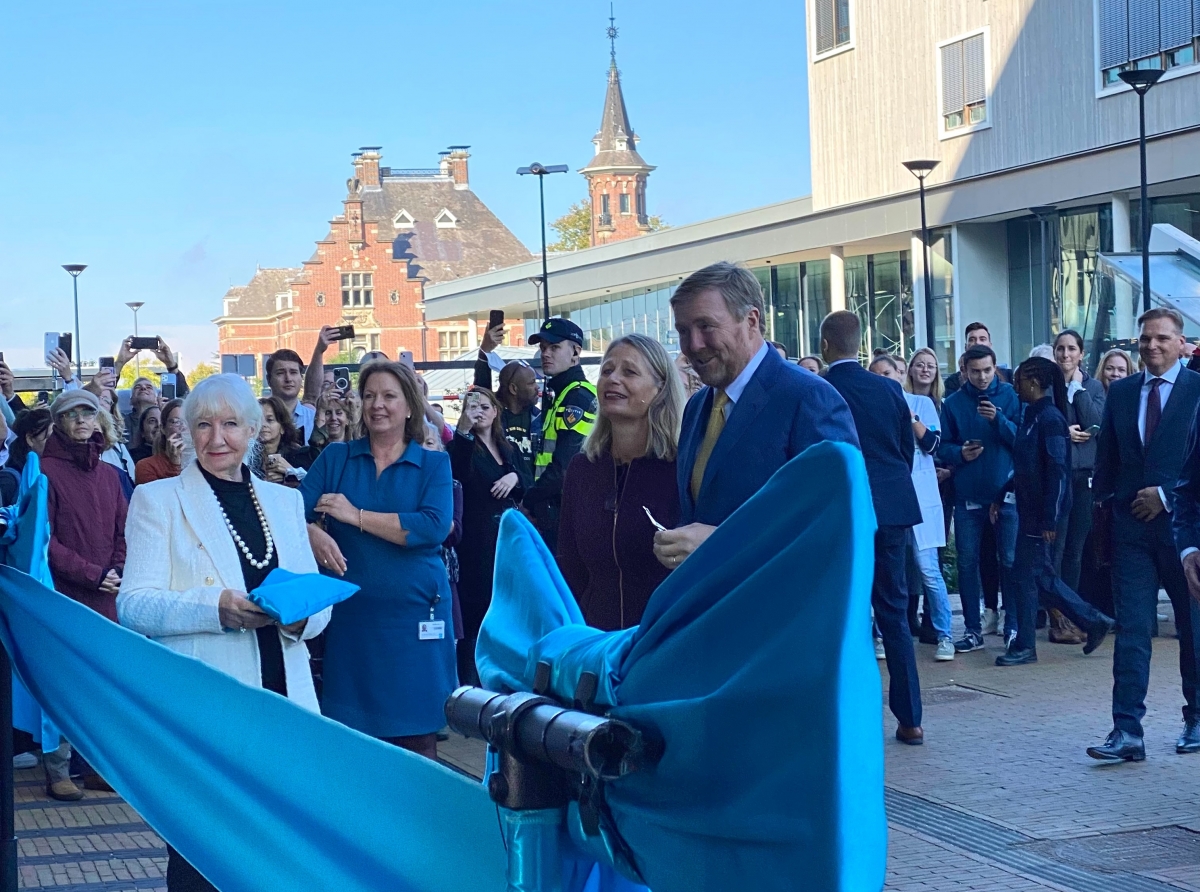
965,501,983,511
419,620,446,641
1003,492,1017,505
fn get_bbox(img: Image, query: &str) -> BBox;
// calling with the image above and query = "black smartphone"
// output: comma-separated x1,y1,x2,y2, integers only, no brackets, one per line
332,325,355,341
488,309,505,330
129,336,160,351
161,372,177,401
0,352,5,363
99,355,115,375
964,439,983,448
333,366,351,391
58,332,72,357
36,391,48,406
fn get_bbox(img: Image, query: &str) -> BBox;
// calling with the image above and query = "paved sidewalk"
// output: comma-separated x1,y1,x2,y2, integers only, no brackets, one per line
14,604,1200,890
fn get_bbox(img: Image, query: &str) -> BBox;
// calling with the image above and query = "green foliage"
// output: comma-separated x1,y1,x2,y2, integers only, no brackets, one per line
647,215,669,231
548,200,592,252
187,362,219,387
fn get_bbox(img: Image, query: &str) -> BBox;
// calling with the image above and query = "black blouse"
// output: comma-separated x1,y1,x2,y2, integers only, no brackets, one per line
199,464,286,696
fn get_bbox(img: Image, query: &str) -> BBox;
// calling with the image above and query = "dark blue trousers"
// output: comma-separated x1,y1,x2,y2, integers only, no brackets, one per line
1111,511,1200,737
874,525,922,728
1012,532,1106,651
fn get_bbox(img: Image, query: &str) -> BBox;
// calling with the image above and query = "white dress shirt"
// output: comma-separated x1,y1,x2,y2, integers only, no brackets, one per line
720,341,771,421
1137,360,1183,515
292,401,316,444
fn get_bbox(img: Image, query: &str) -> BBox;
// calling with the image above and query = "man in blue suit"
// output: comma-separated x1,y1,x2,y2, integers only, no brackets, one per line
652,262,858,569
821,311,925,744
1089,307,1200,762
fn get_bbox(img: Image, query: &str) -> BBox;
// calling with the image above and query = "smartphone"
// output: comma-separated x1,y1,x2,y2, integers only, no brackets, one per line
36,391,48,406
399,350,414,370
99,355,115,375
333,366,351,392
58,332,72,358
161,372,177,401
964,439,984,449
129,336,160,351
1085,424,1101,436
331,324,355,341
44,332,59,360
488,309,505,330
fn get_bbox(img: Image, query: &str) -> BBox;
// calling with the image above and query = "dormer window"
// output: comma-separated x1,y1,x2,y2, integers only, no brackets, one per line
435,208,458,229
393,209,415,229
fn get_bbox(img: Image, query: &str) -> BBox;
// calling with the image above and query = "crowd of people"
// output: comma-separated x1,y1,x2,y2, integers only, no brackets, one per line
7,262,1200,887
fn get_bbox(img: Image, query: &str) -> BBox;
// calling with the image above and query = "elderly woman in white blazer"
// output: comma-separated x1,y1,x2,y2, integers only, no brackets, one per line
119,375,332,889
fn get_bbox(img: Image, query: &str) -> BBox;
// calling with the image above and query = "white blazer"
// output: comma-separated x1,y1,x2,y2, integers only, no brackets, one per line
117,461,331,713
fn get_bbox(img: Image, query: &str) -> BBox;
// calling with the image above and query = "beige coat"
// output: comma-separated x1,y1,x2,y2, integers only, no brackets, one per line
117,462,330,712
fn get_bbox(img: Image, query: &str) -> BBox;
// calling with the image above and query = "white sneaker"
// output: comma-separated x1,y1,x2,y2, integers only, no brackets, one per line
981,609,1000,636
875,638,886,660
12,752,38,770
935,638,956,661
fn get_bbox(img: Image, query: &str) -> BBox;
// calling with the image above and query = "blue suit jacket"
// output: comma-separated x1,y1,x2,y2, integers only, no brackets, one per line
1173,390,1200,554
1094,366,1200,519
678,347,860,526
823,361,922,528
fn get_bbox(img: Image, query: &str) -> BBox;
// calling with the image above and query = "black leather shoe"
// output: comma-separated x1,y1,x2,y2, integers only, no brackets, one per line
995,646,1037,666
1083,616,1116,655
1087,729,1146,762
1177,720,1200,754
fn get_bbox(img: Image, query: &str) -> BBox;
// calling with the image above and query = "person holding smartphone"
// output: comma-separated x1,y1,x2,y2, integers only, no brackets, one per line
938,344,1023,653
1051,330,1107,633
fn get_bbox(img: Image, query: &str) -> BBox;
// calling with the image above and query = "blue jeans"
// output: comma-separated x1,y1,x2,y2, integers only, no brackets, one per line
1012,533,1105,651
911,536,952,639
954,501,1018,637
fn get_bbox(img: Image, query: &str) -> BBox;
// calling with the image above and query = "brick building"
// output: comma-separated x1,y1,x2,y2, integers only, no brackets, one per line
215,146,533,366
580,33,655,246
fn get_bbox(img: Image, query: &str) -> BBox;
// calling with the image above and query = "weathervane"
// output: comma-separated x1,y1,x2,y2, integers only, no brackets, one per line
607,3,618,63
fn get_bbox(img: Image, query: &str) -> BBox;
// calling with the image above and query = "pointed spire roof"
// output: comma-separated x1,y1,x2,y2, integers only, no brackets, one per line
579,21,654,175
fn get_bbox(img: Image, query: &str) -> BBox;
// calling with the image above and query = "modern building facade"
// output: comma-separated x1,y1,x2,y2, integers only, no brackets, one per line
215,146,533,367
424,0,1200,374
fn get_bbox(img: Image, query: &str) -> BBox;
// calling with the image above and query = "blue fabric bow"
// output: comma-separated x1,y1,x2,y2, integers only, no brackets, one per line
248,567,359,624
479,441,887,892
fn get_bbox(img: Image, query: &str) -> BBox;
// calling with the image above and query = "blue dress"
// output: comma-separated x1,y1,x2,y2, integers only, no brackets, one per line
300,438,456,737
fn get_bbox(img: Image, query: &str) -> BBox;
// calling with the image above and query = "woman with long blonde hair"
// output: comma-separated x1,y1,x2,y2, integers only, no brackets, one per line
557,333,685,631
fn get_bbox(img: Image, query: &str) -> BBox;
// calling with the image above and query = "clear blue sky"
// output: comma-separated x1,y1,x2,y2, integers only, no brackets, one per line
0,0,810,371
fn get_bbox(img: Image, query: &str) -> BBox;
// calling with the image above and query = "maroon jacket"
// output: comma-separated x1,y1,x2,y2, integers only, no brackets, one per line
41,429,127,621
556,450,680,631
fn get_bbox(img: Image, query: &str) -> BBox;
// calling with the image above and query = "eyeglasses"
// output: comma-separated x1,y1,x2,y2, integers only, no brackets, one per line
61,408,98,421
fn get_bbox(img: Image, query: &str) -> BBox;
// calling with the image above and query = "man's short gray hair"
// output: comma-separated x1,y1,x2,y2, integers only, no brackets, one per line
183,374,263,436
669,262,766,335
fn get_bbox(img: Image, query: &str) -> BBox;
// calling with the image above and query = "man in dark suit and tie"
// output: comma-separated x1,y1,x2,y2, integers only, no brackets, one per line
1089,307,1200,762
821,311,926,744
652,262,858,569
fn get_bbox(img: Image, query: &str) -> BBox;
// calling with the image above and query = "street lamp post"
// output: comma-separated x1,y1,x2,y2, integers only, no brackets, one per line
1031,206,1058,340
1118,68,1165,313
61,265,87,379
125,301,145,377
902,160,941,352
414,302,428,363
517,162,569,322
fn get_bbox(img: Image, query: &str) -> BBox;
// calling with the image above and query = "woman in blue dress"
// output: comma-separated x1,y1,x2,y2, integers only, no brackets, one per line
301,360,455,759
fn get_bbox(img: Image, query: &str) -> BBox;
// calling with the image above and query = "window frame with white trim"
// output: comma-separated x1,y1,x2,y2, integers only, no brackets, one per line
340,272,374,308
937,28,992,140
1094,0,1200,97
810,0,854,61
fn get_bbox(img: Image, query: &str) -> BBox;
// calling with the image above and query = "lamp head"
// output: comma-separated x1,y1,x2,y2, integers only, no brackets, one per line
1118,68,1165,94
902,159,940,180
62,264,87,277
517,163,570,176
125,301,145,311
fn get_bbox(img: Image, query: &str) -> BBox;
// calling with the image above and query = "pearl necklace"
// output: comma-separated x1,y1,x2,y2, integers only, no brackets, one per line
218,483,275,570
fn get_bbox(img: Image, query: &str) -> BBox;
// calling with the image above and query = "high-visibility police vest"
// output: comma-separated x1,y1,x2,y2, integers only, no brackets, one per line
535,380,598,477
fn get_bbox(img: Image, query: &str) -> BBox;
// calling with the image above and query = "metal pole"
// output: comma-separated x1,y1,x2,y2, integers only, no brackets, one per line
71,276,82,380
1138,89,1152,313
539,174,551,322
1040,218,1049,333
0,648,15,892
133,308,141,378
918,176,935,351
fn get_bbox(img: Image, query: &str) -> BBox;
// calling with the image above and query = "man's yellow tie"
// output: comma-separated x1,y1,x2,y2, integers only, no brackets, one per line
690,390,729,502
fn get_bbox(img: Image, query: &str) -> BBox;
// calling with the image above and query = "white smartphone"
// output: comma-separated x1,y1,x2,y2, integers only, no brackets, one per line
44,332,59,362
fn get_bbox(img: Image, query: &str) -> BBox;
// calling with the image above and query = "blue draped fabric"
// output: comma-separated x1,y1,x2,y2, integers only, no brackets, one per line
0,454,61,748
0,561,508,891
479,441,886,892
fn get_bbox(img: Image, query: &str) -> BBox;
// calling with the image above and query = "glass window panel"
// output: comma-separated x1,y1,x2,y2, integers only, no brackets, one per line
364,289,373,306
773,264,802,358
341,274,350,287
364,273,373,286
844,256,870,357
802,260,831,357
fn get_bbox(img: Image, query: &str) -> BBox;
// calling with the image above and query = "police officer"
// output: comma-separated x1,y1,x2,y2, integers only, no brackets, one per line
524,318,597,553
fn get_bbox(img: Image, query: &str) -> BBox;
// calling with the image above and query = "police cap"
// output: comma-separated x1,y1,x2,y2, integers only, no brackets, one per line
528,317,584,348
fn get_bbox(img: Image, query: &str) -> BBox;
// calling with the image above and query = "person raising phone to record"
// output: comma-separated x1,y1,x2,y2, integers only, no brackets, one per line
938,344,1022,654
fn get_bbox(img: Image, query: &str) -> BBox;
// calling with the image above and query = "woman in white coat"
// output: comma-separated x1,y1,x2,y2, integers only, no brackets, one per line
118,374,331,892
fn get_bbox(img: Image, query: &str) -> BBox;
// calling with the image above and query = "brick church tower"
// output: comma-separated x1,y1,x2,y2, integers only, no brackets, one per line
580,14,655,246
